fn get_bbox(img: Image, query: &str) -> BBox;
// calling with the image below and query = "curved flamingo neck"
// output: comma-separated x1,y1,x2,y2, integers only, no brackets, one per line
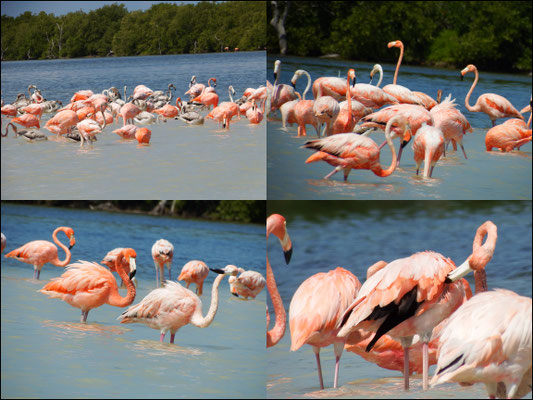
393,43,404,85
374,120,398,177
4,122,16,137
208,78,215,88
190,273,225,328
108,253,136,307
471,221,497,293
301,70,312,101
346,72,353,119
464,66,478,112
228,87,234,103
266,256,286,347
376,65,383,88
52,227,72,267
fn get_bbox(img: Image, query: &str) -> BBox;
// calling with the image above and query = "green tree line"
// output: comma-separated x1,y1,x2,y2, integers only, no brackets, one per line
1,1,266,60
3,201,266,224
267,1,532,73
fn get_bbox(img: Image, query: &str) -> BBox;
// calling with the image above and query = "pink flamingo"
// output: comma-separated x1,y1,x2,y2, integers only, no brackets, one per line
461,64,523,126
246,100,263,124
289,267,361,389
485,123,531,152
118,268,227,343
206,106,232,129
40,248,137,323
101,247,139,288
303,114,407,181
313,84,340,137
224,265,266,299
20,103,43,120
290,69,319,136
45,110,79,135
70,90,94,103
266,214,293,348
192,91,219,110
185,77,217,100
5,226,75,280
152,239,174,287
113,124,138,139
1,104,17,117
177,260,210,296
119,103,141,126
11,113,40,129
153,101,180,121
312,76,347,102
412,123,445,178
76,109,106,147
270,60,298,112
331,69,367,134
338,221,498,391
135,127,151,144
350,64,399,109
131,85,153,101
431,290,531,399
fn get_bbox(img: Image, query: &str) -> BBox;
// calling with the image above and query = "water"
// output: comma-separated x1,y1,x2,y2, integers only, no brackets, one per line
1,203,265,398
267,55,532,200
266,201,532,398
1,52,266,199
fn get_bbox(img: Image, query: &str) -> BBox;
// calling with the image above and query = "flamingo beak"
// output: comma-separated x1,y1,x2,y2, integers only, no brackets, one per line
129,257,137,279
284,246,292,265
445,258,472,283
69,236,76,249
209,267,226,274
351,76,356,88
291,81,296,88
369,74,374,85
232,292,239,297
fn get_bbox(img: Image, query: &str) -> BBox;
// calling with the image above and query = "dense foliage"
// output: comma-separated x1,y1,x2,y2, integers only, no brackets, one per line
1,1,265,60
267,1,532,73
3,201,266,224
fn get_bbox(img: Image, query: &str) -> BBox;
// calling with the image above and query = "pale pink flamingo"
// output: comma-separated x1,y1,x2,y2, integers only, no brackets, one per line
5,227,75,280
1,104,17,117
152,239,174,287
332,69,372,134
350,64,399,109
118,268,227,343
20,103,43,120
177,260,210,296
290,69,319,136
44,110,79,135
313,84,340,137
131,85,153,101
135,127,151,144
246,100,263,124
119,103,142,126
113,124,138,139
76,110,106,147
4,123,47,141
303,114,407,181
280,69,313,130
215,85,240,119
412,123,445,178
266,214,293,348
11,113,40,129
338,221,498,391
461,64,523,126
185,77,217,100
101,247,138,288
485,123,531,152
270,60,298,113
224,265,266,299
289,267,361,389
312,76,347,102
40,248,137,323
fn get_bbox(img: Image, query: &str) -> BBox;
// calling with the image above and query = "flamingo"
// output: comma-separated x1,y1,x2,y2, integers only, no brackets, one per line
101,247,138,288
191,91,219,110
224,265,266,299
485,122,531,152
177,260,210,296
461,64,524,126
289,267,361,389
5,123,47,141
246,100,263,124
281,69,313,131
337,220,498,391
412,123,445,178
431,290,531,399
332,69,372,134
118,268,228,343
119,103,141,126
1,104,17,117
10,113,40,129
44,110,79,135
153,100,180,121
135,127,151,144
76,110,106,147
349,64,399,109
134,111,157,125
40,248,137,323
131,85,153,101
266,214,293,348
290,69,319,137
5,226,75,280
270,60,298,113
185,77,217,100
302,114,407,181
312,82,340,137
20,103,43,120
113,124,138,139
312,75,347,102
152,239,174,287
70,90,94,103
206,106,232,129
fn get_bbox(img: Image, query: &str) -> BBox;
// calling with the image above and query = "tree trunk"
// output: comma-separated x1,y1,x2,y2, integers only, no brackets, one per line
270,1,290,55
150,200,168,215
56,22,64,57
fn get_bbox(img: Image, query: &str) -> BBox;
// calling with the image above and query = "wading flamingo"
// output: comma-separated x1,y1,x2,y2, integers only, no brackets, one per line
101,247,138,288
178,260,210,296
224,265,266,299
11,113,40,129
281,69,313,130
5,227,75,280
40,248,137,323
44,110,79,135
135,127,151,144
113,124,138,139
338,221,498,391
119,103,142,126
270,60,298,113
461,64,523,126
290,69,319,136
266,214,293,348
118,268,227,343
289,267,361,389
76,110,106,147
152,239,174,287
5,123,47,141
303,114,407,181
332,69,371,134
484,123,531,152
313,84,340,137
350,64,399,109
312,75,347,102
412,123,445,178
192,91,219,110
246,100,263,124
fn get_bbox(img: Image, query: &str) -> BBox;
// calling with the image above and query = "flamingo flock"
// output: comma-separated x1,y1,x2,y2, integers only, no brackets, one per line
269,39,531,183
3,225,262,344
267,214,531,397
1,76,266,147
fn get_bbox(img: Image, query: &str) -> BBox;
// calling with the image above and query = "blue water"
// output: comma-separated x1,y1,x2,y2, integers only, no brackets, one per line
1,52,266,199
266,201,532,398
1,203,265,398
267,55,532,200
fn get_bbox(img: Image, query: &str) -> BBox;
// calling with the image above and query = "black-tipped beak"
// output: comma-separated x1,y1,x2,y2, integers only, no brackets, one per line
209,267,225,274
284,246,292,264
129,269,137,279
232,292,239,297
351,77,356,87
274,72,278,81
444,276,452,283
460,74,464,81
291,81,296,88
69,244,75,250
401,139,410,148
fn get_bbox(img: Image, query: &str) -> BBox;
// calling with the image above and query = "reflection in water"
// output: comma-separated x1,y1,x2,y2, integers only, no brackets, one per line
128,340,204,357
41,320,130,336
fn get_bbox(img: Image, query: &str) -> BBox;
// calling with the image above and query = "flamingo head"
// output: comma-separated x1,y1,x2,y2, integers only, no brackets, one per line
61,227,76,249
460,64,476,80
120,248,137,280
387,40,403,49
274,60,281,81
223,265,240,276
266,214,292,264
369,64,381,82
348,69,357,88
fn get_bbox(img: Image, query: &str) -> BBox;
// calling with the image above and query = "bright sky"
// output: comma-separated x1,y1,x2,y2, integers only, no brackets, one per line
0,1,195,17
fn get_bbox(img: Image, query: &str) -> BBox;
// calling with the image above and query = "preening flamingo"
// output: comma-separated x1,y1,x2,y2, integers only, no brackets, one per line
5,226,76,280
152,239,174,287
5,123,47,141
224,265,266,299
350,64,399,109
101,247,138,288
11,113,40,129
412,123,445,178
337,221,497,391
484,123,531,152
40,248,137,323
44,110,79,135
266,214,293,348
178,260,210,296
303,114,407,181
461,64,523,126
246,100,263,124
289,267,361,389
118,268,228,343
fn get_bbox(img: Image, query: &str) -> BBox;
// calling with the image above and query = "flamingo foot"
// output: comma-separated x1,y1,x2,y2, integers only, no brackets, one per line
160,332,166,342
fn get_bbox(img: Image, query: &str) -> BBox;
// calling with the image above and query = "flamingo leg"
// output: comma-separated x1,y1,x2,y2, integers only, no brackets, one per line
460,143,468,159
429,166,435,178
81,310,89,323
333,341,344,389
422,341,429,390
170,333,175,344
167,262,171,281
312,346,325,390
324,166,342,180
154,261,160,287
403,347,410,390
160,332,166,342
33,266,39,280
